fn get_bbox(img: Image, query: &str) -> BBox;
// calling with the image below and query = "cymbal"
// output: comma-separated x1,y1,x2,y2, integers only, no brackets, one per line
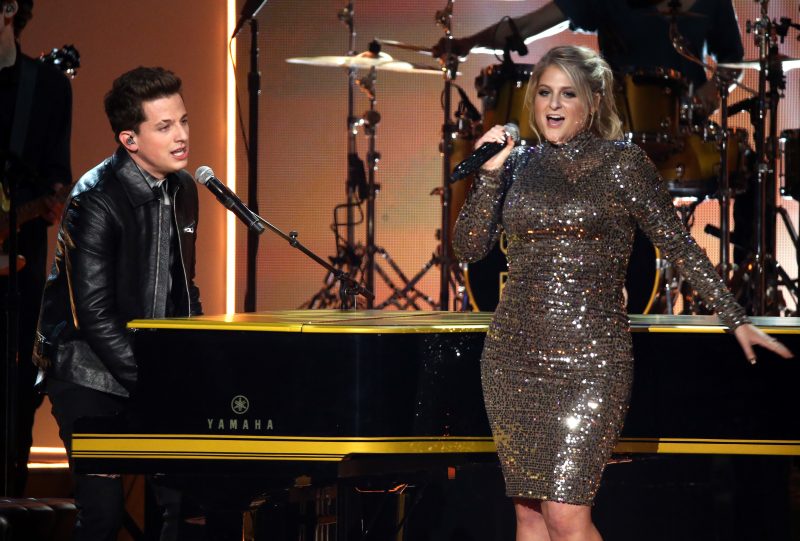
286,51,442,75
719,55,800,72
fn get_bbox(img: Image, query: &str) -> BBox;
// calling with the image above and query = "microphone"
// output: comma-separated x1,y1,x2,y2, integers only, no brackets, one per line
195,166,265,234
450,123,520,183
231,0,268,39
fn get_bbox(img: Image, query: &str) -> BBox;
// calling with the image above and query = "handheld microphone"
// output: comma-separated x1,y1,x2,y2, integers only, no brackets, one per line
195,166,265,234
450,123,520,183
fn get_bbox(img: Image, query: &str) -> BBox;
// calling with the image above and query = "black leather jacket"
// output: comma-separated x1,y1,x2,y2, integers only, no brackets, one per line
34,147,202,397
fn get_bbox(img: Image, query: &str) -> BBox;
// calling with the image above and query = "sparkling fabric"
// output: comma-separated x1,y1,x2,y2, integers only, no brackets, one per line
453,131,749,505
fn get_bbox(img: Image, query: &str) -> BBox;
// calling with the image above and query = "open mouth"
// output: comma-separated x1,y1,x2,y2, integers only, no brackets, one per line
171,147,188,160
546,114,565,128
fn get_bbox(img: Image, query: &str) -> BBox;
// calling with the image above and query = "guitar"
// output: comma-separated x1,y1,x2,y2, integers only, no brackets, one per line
0,45,80,276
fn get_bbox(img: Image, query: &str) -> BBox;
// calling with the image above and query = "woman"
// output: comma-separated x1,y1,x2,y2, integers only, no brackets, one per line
452,45,792,541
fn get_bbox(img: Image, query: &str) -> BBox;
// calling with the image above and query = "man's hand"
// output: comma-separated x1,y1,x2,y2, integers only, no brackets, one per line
431,35,476,60
693,80,721,117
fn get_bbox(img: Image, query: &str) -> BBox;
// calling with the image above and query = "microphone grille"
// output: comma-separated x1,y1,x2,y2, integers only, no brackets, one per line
194,166,214,185
504,123,521,144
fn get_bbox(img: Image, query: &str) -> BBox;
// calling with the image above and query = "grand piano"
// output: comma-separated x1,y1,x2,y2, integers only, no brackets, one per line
71,311,800,539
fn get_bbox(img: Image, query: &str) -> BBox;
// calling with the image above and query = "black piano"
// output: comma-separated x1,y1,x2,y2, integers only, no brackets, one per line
71,311,800,540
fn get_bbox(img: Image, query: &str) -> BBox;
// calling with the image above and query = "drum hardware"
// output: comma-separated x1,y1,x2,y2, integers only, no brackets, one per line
294,32,443,309
738,0,799,315
293,1,363,309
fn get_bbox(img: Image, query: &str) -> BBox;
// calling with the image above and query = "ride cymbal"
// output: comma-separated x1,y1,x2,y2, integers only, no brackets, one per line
286,51,442,74
719,55,800,72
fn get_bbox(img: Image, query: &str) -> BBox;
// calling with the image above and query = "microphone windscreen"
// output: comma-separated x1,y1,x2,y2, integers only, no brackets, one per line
195,166,214,185
504,123,521,144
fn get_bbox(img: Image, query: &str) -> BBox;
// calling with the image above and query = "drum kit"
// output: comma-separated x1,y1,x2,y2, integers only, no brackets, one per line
289,0,800,316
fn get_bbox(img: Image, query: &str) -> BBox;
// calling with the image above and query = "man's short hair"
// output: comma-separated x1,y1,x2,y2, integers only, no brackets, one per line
103,67,183,140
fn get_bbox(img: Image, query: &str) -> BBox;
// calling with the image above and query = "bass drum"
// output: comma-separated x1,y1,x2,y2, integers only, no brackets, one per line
464,228,663,313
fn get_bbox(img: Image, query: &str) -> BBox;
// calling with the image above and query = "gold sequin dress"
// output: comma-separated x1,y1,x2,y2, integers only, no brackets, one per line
453,132,748,505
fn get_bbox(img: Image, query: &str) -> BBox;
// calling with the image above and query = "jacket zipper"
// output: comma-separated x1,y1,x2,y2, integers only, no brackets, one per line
172,184,192,317
152,191,163,318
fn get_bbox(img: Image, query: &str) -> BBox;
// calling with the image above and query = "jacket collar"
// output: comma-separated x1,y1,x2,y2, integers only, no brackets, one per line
111,146,165,208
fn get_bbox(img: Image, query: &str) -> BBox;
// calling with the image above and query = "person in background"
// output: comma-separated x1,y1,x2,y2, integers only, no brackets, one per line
0,0,71,496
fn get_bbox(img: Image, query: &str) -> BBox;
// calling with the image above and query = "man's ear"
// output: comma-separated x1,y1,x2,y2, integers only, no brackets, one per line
119,131,137,151
3,1,18,19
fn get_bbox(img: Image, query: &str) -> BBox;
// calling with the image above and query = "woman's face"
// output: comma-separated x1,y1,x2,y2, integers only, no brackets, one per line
533,65,590,145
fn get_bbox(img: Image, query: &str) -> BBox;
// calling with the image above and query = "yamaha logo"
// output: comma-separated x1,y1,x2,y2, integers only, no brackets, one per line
231,395,249,415
207,395,273,431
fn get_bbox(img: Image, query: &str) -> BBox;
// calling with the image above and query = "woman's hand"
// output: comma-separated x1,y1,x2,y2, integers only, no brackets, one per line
477,125,515,171
733,323,794,365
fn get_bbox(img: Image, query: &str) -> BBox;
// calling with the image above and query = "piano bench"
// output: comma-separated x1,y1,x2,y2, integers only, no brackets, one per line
0,498,75,541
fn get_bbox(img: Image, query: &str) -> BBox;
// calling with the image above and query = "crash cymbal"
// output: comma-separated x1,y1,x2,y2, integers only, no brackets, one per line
286,51,442,74
719,55,800,72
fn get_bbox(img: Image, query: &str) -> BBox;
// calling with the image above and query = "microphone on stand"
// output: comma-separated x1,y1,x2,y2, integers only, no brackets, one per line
231,0,269,38
450,123,520,183
195,166,265,234
506,17,529,56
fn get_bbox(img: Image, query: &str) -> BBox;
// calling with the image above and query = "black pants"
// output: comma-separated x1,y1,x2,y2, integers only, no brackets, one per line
49,381,128,541
49,381,198,540
0,223,48,496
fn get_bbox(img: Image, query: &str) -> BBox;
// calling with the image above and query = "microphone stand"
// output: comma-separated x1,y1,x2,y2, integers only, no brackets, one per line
437,0,459,311
238,16,261,313
251,214,373,308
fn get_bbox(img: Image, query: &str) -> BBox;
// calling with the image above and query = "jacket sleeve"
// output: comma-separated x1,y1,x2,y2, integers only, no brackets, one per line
63,192,137,391
615,143,749,330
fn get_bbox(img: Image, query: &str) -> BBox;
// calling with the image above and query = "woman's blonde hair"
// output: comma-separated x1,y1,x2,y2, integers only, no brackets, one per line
524,45,623,141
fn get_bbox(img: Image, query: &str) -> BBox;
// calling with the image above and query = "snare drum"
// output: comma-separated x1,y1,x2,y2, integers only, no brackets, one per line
475,63,536,142
617,68,686,157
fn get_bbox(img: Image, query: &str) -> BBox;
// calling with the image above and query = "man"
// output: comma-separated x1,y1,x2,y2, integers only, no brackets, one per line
0,0,72,496
34,66,201,540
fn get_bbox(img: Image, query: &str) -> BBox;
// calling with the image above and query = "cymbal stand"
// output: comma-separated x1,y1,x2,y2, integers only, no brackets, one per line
372,0,469,311
301,2,367,309
352,58,439,310
667,8,766,307
436,0,469,311
747,0,784,314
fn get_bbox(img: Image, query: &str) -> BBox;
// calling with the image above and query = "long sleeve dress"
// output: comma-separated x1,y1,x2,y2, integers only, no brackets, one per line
452,131,749,505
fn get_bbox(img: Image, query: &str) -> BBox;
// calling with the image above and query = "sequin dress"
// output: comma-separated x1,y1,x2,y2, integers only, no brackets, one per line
453,132,748,505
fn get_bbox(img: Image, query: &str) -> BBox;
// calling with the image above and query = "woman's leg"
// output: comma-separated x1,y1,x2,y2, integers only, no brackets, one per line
514,498,552,541
540,501,601,541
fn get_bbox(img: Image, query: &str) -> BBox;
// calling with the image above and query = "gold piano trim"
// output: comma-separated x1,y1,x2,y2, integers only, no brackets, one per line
71,434,800,461
127,311,800,335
